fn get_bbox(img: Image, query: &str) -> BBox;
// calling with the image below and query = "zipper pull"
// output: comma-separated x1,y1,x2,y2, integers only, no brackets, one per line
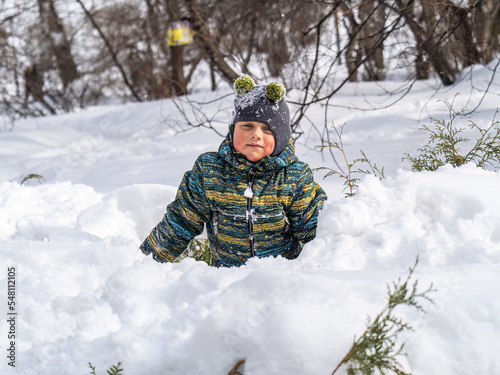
244,174,254,198
213,211,219,235
244,186,253,198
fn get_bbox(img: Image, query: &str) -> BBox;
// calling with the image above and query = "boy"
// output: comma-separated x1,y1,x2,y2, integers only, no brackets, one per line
140,75,327,267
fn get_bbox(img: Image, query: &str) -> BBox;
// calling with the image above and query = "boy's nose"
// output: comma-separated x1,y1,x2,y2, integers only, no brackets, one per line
251,128,262,139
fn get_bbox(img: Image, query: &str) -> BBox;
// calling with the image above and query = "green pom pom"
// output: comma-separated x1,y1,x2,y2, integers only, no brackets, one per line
265,82,286,102
234,75,256,95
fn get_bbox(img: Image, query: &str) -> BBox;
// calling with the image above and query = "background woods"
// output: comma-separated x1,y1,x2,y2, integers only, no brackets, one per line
0,0,499,123
1,3,500,372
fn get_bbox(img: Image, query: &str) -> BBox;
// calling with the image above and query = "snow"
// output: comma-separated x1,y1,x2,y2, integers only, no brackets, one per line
244,186,254,199
1,60,500,375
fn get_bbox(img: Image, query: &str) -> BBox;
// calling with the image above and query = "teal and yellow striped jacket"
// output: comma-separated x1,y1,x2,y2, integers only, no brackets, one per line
140,135,327,267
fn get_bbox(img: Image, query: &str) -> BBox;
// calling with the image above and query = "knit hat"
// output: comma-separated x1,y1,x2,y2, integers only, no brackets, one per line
231,75,291,157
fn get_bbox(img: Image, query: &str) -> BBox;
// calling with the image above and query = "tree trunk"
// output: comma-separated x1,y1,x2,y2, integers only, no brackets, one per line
340,1,361,82
441,1,479,68
266,28,290,78
414,44,430,80
144,0,172,98
74,0,143,101
185,0,238,84
358,0,386,81
475,0,500,64
165,0,188,95
396,0,457,85
170,44,188,95
37,0,78,87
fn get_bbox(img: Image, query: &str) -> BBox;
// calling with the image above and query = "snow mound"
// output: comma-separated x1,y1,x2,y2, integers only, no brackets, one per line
1,165,499,374
308,164,500,270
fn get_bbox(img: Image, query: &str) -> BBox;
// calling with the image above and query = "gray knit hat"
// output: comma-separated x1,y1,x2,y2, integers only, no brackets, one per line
231,75,291,157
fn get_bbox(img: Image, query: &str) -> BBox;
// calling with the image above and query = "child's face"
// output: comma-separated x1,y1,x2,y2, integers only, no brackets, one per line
233,121,275,162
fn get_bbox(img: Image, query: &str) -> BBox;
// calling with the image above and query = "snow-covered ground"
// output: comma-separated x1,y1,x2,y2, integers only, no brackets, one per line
1,61,500,375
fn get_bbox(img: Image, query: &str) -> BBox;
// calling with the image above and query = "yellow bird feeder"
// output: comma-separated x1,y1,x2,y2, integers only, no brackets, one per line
167,21,194,46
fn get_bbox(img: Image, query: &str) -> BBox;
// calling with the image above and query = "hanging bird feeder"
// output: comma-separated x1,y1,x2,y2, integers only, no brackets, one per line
166,20,194,46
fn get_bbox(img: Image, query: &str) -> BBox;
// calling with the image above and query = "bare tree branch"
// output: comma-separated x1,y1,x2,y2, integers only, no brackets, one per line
74,0,143,102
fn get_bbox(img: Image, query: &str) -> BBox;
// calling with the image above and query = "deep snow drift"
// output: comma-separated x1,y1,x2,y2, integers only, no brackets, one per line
1,61,500,375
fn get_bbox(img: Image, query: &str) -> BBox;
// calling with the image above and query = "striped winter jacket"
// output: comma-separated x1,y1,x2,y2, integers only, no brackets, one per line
140,134,327,267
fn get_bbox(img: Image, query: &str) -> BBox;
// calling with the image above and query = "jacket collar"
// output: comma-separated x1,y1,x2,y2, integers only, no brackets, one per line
218,133,297,175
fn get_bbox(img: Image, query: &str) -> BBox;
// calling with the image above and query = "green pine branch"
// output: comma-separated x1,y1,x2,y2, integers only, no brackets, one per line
403,95,500,171
331,257,434,375
87,362,123,375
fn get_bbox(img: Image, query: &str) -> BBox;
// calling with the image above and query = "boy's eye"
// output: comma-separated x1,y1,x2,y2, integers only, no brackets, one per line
238,123,273,134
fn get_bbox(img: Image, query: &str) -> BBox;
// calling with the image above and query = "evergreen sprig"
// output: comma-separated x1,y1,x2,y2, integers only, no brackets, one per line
87,362,124,375
403,96,500,171
20,173,45,185
332,257,434,375
106,362,124,375
177,237,212,265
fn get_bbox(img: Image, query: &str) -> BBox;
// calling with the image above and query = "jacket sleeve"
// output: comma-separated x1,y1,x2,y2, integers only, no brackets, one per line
287,164,327,244
140,157,211,262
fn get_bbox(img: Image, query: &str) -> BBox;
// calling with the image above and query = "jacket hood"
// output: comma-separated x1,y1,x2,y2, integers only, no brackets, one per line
218,133,298,175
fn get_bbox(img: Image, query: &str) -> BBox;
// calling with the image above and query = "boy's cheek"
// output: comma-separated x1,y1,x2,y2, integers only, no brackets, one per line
264,138,275,156
233,133,247,153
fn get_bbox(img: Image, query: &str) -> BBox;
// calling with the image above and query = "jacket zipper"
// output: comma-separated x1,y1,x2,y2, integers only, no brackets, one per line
247,173,256,257
211,211,221,265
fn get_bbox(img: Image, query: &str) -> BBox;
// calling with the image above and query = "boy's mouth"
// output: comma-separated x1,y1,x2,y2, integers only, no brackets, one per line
246,144,263,148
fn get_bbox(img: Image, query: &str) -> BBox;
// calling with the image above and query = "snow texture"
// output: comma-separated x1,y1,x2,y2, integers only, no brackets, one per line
244,186,254,199
1,60,500,375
